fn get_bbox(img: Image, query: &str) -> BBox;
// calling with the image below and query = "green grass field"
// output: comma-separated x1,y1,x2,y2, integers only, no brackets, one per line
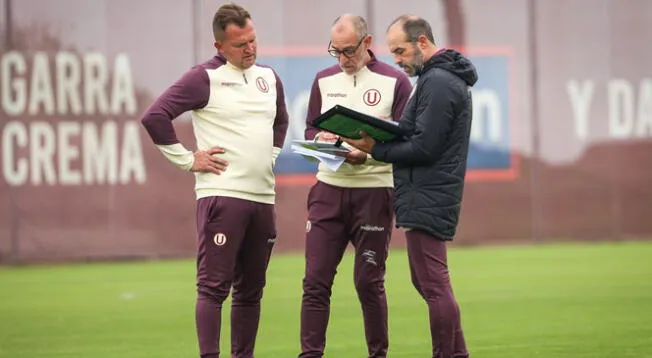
1,241,651,358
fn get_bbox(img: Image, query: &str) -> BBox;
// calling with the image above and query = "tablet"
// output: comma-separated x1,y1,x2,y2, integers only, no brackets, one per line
313,105,407,141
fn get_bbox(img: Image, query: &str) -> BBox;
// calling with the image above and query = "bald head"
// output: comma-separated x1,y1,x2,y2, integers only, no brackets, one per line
332,13,368,40
328,13,372,75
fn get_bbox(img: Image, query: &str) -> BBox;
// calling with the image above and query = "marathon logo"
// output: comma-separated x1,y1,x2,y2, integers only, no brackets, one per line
326,93,347,98
360,225,385,232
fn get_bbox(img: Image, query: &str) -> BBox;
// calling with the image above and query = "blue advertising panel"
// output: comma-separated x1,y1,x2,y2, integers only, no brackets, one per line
260,49,515,181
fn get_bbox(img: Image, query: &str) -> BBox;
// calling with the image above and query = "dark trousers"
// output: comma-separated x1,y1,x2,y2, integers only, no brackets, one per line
406,229,469,358
300,181,394,358
195,196,276,358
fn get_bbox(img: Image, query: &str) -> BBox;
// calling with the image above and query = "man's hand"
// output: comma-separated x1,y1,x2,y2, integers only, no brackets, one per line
191,146,228,175
336,149,367,165
315,131,339,143
341,131,376,154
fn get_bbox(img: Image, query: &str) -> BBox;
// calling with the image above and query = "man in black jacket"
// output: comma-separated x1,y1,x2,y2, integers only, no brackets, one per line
342,15,477,358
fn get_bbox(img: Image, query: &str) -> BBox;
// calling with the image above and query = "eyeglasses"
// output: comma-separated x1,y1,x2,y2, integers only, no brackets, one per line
327,35,367,58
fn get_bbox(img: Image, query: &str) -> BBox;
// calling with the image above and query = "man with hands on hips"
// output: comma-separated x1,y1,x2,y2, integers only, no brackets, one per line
141,3,289,358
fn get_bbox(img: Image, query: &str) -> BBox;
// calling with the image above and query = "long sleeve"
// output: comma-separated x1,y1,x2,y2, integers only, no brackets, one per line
371,75,455,165
272,70,289,149
304,75,322,140
272,70,289,165
365,73,413,166
141,66,210,145
392,75,413,122
140,66,210,169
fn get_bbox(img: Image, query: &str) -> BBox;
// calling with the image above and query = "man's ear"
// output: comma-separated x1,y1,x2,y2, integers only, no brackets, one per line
418,34,429,50
214,41,223,54
364,34,373,48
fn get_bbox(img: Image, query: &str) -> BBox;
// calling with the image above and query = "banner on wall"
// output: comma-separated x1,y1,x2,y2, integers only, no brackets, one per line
261,48,517,183
0,51,146,188
0,48,516,188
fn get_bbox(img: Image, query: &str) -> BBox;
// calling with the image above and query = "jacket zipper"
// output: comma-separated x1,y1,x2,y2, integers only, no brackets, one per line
242,73,248,84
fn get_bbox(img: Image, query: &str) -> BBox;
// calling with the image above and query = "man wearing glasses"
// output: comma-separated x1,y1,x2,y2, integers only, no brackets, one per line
299,13,412,358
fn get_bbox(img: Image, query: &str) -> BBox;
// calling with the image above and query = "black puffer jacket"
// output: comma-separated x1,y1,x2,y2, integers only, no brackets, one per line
371,49,478,240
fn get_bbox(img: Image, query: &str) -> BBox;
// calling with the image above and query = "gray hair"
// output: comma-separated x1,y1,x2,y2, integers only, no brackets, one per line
333,14,368,40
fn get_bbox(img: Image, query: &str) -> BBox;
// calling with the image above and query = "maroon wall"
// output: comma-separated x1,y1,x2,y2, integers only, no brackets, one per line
1,0,651,262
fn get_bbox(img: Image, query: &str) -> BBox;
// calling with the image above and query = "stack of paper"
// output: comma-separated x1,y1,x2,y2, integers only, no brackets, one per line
290,140,350,171
292,140,350,153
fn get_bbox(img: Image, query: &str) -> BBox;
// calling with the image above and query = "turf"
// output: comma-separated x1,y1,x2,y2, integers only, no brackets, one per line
1,241,651,357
